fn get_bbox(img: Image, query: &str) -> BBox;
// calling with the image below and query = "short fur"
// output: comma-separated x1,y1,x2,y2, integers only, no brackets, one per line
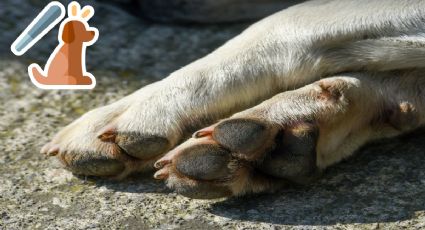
42,0,425,197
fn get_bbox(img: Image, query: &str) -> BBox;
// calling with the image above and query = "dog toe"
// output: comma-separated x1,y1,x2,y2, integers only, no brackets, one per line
154,134,278,199
174,144,233,181
213,118,277,160
116,133,170,160
60,151,126,177
98,126,171,160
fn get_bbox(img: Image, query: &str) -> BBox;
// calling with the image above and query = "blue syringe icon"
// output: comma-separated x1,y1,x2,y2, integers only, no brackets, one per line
11,1,65,56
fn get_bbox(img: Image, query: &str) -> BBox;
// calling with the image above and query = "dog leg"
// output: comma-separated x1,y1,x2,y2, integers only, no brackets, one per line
42,0,425,178
155,70,425,198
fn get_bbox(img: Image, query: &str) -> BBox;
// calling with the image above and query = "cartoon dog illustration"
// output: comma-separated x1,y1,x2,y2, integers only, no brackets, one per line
28,2,98,89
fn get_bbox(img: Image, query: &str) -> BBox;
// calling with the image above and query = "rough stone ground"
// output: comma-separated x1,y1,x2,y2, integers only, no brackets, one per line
1,1,425,229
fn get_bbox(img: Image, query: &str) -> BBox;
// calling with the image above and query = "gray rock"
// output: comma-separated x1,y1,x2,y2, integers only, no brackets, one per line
138,0,305,23
1,0,425,229
0,0,245,79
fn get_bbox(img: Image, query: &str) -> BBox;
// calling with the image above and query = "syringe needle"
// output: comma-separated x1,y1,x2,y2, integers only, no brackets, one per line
11,1,65,56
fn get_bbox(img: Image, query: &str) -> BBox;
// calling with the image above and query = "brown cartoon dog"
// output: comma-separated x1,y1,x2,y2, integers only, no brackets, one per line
28,2,98,89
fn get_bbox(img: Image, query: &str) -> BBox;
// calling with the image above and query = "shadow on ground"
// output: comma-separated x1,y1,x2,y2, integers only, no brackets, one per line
209,128,425,226
75,173,171,194
78,128,425,227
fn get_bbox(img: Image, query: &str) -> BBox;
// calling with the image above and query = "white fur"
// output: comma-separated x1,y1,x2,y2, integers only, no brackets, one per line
44,0,425,177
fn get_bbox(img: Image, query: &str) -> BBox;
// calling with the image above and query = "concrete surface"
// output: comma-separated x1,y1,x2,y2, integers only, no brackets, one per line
1,1,425,229
137,0,302,23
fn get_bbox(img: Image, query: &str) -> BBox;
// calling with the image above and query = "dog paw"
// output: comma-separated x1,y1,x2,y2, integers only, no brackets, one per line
153,76,387,198
153,117,320,198
41,94,175,179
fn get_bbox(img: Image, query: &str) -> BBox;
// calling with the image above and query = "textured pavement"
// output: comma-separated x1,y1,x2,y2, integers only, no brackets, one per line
1,1,425,229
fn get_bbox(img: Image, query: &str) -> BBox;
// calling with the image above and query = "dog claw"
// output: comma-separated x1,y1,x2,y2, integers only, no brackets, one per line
41,143,60,156
153,168,169,179
47,146,60,156
154,140,190,169
98,131,117,143
97,126,117,143
192,125,216,138
40,143,50,155
154,158,171,169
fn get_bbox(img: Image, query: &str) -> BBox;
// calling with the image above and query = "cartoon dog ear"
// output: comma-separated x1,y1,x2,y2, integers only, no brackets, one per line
68,1,80,17
62,22,75,43
80,6,95,21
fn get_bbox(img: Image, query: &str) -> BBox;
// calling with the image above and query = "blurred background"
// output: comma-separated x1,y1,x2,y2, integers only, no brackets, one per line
1,1,425,229
0,0,300,81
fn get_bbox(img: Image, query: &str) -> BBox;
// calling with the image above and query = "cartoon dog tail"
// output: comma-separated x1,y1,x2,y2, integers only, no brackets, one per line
28,63,49,85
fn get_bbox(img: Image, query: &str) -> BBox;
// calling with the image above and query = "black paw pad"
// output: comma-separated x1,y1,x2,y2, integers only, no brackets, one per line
65,153,125,176
213,118,270,158
258,123,318,182
116,133,170,159
175,144,232,181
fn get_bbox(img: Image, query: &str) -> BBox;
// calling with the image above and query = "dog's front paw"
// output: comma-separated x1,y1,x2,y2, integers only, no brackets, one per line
41,88,180,179
154,75,398,198
153,117,320,198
